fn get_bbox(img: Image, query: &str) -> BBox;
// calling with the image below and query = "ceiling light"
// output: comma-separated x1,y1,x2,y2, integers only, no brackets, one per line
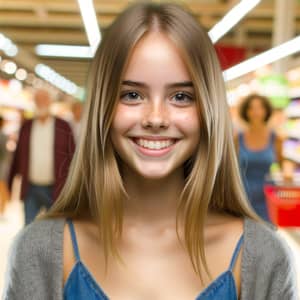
35,44,93,58
35,63,81,96
76,0,101,55
209,0,261,43
38,0,101,59
223,35,300,81
9,79,22,93
5,44,18,57
0,33,18,57
15,68,28,81
3,61,17,75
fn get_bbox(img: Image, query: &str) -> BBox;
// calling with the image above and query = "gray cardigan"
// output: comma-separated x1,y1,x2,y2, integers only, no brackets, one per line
2,218,298,300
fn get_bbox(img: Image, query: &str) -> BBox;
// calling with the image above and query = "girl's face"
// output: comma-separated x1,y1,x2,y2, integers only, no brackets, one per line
247,98,267,124
111,32,200,179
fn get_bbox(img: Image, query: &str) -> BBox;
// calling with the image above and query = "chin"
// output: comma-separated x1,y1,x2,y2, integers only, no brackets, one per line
134,164,180,181
139,172,170,180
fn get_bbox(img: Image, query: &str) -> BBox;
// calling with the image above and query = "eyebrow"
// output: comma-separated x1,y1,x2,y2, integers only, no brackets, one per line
121,80,194,89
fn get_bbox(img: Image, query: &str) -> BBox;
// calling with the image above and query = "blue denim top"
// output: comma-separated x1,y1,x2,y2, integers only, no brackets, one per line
238,132,275,221
64,220,244,300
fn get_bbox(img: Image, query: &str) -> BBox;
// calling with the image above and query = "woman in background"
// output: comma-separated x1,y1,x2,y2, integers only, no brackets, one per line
236,94,282,222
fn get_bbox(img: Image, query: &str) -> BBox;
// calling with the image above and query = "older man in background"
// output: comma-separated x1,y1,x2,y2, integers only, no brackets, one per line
8,89,75,225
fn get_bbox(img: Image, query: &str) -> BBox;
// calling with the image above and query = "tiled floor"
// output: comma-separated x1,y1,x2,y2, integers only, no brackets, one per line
0,198,299,297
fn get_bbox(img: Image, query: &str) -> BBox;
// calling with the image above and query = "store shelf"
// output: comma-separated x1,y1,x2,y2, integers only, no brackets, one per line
283,153,300,164
286,134,300,140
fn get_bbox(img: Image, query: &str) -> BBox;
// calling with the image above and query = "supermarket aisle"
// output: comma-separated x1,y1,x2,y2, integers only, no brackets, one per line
0,199,299,296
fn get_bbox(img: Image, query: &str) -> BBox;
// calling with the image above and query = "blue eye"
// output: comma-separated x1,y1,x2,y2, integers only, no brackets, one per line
120,91,142,102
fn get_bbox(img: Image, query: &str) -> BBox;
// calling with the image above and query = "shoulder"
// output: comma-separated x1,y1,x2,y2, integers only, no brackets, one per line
3,218,65,299
12,218,65,254
271,131,283,144
242,218,298,299
54,117,74,139
234,131,244,142
0,132,7,142
22,119,33,126
8,218,65,270
233,131,243,151
244,218,289,259
19,119,33,133
54,117,71,129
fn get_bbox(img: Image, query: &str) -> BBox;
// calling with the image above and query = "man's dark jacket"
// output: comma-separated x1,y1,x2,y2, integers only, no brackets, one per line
8,117,75,201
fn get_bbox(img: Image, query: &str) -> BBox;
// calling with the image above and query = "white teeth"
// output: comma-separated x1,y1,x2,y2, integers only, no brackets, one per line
136,139,175,150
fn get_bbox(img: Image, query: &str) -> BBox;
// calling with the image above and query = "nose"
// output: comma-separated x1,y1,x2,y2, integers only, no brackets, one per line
141,99,169,130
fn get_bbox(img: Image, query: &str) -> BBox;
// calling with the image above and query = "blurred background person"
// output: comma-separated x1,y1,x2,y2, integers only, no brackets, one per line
8,89,75,225
235,94,283,222
0,116,10,217
70,101,83,143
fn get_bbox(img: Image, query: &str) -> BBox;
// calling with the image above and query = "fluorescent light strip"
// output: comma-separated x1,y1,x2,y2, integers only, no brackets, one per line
223,35,300,81
36,44,93,58
77,0,101,55
0,33,18,56
35,63,79,96
209,0,261,43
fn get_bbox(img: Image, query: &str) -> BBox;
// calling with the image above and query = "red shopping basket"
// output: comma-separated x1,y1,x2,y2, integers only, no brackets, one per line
264,185,300,227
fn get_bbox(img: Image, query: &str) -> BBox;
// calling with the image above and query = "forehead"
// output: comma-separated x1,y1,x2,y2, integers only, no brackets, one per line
249,98,265,107
123,32,191,84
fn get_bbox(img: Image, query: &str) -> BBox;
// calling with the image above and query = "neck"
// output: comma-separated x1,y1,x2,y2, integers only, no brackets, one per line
248,122,267,132
122,167,185,224
74,116,81,122
37,115,50,123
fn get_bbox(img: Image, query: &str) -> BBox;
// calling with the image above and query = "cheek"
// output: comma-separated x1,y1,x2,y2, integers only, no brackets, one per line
112,104,141,133
174,109,200,137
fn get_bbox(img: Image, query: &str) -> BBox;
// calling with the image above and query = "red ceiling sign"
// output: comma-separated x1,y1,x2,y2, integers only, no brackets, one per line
214,44,246,70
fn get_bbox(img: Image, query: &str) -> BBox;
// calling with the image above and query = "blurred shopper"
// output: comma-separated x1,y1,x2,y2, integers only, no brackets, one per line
8,89,75,225
0,116,10,215
70,101,83,143
236,94,283,222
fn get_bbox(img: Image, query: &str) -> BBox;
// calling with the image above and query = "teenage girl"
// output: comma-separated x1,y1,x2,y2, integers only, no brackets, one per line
4,3,297,300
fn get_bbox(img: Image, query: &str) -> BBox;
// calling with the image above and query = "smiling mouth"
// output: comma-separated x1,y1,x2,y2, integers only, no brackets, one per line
132,138,177,150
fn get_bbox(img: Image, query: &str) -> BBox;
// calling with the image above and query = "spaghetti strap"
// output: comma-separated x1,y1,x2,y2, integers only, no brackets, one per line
270,131,276,144
228,235,244,271
67,219,81,261
238,132,244,147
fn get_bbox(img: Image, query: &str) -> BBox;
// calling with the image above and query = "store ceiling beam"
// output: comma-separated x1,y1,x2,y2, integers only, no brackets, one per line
1,30,87,44
0,14,84,28
0,1,129,13
0,2,293,19
0,14,113,28
0,1,278,16
2,17,296,35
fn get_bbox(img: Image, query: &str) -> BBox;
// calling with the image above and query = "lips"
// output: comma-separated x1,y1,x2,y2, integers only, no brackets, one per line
133,138,177,150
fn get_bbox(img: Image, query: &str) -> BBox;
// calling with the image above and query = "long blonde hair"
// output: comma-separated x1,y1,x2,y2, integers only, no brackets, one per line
46,3,257,279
